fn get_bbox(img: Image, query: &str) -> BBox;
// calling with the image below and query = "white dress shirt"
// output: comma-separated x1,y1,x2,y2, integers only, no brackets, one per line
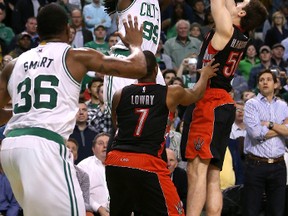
78,156,109,212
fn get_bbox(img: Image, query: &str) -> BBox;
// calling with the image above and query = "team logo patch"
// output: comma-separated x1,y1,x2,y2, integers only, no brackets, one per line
175,201,183,215
194,137,204,151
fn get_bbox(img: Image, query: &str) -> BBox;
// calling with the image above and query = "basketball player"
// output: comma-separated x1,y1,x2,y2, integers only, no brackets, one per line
103,0,165,111
185,0,268,215
105,50,219,215
0,3,147,216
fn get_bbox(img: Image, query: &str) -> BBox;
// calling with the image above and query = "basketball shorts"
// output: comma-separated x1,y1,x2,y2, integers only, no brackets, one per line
0,127,85,216
185,88,236,169
105,150,185,216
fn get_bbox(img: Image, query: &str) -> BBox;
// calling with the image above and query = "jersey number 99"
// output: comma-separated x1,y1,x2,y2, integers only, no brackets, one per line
142,21,158,45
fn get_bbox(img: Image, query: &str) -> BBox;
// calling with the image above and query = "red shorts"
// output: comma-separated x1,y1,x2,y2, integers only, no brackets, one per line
105,150,185,215
186,88,235,161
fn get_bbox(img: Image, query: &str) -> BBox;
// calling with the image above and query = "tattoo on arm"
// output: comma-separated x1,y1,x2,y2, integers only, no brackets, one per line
99,64,121,76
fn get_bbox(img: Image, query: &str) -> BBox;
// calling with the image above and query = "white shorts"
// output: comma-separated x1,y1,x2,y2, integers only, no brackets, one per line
0,128,85,216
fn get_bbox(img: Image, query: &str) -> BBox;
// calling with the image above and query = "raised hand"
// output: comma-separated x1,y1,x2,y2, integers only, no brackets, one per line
115,15,143,49
199,59,219,79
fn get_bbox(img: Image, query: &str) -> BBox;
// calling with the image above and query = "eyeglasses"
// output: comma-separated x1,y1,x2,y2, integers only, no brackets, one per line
236,108,244,112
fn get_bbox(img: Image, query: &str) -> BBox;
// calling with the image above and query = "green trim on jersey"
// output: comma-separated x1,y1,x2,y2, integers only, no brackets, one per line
111,48,131,57
6,127,65,145
117,0,136,14
60,145,79,216
62,47,81,87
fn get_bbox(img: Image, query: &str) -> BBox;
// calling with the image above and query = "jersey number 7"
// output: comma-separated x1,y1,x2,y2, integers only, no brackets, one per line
134,108,149,137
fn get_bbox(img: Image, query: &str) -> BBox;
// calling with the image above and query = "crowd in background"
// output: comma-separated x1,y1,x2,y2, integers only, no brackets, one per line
1,0,288,215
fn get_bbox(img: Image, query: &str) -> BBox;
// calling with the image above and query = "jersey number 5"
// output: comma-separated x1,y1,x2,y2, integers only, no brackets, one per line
223,51,243,77
14,75,59,114
134,108,149,137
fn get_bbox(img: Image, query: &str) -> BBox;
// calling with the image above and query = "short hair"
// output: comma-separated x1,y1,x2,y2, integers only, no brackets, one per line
37,3,69,40
168,77,184,86
92,132,111,147
88,77,104,89
176,19,190,30
143,50,157,77
163,69,176,79
67,137,79,150
104,0,118,15
240,0,268,32
257,69,277,84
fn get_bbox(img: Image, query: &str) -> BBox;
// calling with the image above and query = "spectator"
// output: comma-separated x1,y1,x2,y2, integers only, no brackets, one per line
78,133,110,216
164,19,201,70
0,3,14,46
83,0,111,33
238,43,260,81
9,32,31,58
243,69,288,216
190,22,204,41
248,45,277,90
9,17,39,51
86,77,103,110
271,43,288,71
162,2,189,39
163,69,176,85
66,138,93,215
70,101,98,164
155,39,173,72
161,0,194,25
177,53,198,88
12,0,46,34
166,148,188,213
191,0,206,26
264,11,288,48
241,90,256,103
70,8,93,48
106,33,118,49
84,24,109,54
87,84,112,134
68,26,76,47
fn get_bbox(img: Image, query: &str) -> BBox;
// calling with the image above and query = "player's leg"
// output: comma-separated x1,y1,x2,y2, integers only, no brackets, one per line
186,157,210,216
106,165,134,216
2,135,85,216
206,165,222,216
205,104,236,216
139,168,184,216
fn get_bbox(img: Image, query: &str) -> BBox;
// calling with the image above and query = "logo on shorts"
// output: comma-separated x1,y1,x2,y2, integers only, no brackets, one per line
194,137,204,151
175,201,183,215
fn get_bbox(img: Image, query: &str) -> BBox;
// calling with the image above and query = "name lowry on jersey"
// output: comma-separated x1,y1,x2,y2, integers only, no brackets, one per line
24,57,54,72
131,95,155,106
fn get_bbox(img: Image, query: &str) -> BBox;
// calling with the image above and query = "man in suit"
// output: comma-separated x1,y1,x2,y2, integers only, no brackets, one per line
70,8,93,48
166,148,188,212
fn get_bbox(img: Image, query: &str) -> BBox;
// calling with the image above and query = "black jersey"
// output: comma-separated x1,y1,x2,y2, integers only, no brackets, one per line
197,25,249,92
112,83,169,157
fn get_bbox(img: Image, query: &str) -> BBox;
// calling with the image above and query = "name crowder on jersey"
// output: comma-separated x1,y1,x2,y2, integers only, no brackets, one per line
131,95,155,106
24,57,54,72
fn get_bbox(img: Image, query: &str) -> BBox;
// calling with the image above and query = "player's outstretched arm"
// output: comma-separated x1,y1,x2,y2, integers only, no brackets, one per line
66,15,146,83
167,60,219,112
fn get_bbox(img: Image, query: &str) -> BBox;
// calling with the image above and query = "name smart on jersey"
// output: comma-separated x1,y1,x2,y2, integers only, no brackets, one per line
131,95,155,105
140,2,159,21
24,57,54,72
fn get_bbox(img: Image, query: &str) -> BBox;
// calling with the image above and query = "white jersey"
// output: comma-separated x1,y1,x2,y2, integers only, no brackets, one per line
5,42,81,139
116,0,161,54
103,0,165,110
